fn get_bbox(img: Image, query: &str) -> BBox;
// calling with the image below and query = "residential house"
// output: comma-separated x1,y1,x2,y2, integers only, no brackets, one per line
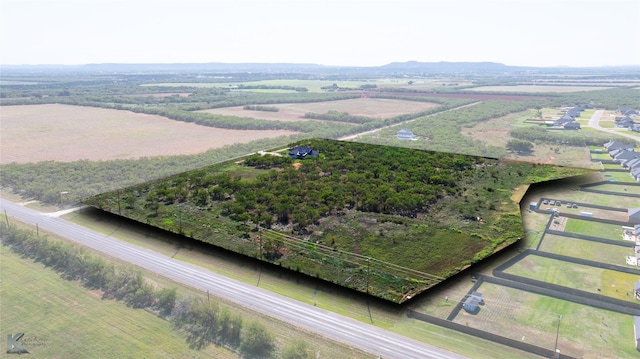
566,108,582,118
622,157,640,170
617,107,639,116
631,167,640,182
613,151,640,163
630,208,640,224
616,117,635,129
396,128,416,140
564,122,581,130
604,140,635,153
554,115,575,126
633,124,640,133
288,146,318,159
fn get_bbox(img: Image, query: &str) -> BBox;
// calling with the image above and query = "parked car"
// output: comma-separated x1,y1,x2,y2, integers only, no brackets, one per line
549,200,555,205
557,201,562,206
567,203,572,208
572,203,578,209
542,199,549,205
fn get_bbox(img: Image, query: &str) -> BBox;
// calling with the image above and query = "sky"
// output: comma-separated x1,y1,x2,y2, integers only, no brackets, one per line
1,0,639,67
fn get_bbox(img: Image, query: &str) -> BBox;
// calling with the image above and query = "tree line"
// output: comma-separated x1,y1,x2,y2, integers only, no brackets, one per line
0,221,313,358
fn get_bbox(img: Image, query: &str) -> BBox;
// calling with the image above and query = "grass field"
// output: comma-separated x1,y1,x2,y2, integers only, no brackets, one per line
468,85,614,93
563,218,625,241
539,234,633,265
589,183,640,194
449,282,636,359
459,108,594,167
198,98,440,122
602,171,639,182
0,246,225,359
0,104,297,163
55,208,539,359
504,254,637,301
0,219,375,359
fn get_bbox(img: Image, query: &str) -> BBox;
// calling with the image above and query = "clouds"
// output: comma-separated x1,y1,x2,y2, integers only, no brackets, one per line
1,0,638,66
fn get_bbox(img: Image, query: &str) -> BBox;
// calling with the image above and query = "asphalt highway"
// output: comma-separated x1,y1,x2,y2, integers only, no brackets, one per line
1,199,468,359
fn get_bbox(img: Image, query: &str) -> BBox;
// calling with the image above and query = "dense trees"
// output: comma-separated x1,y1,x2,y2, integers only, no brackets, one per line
506,139,534,154
82,139,590,302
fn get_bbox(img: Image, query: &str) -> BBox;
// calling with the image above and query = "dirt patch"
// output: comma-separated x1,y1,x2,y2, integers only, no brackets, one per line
0,104,297,163
199,98,440,122
548,216,567,231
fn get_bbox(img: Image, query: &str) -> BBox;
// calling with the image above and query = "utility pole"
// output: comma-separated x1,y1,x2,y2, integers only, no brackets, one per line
554,314,562,359
366,257,370,295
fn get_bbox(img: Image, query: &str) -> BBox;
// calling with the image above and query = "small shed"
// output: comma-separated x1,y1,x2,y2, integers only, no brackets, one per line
580,212,593,217
463,291,483,313
397,128,416,140
529,202,538,210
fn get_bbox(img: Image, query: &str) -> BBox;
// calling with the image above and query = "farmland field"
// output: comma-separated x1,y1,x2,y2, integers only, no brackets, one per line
0,104,297,163
198,98,440,122
469,85,614,93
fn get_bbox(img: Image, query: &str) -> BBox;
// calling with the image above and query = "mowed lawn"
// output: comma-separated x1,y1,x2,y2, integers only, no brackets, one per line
0,246,228,359
539,234,633,266
198,98,440,122
0,104,296,163
563,218,625,241
504,254,637,301
452,282,636,359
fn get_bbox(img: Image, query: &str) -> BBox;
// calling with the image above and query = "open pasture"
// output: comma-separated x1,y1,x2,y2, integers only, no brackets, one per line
0,104,296,163
539,233,633,265
469,85,614,93
0,246,224,358
563,218,625,241
452,282,635,359
198,97,440,122
504,254,637,301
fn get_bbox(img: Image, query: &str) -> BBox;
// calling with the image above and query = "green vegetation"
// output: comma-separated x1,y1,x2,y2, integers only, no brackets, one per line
539,234,633,265
84,139,588,302
243,104,279,112
455,282,636,359
0,221,359,358
505,254,636,301
563,219,624,241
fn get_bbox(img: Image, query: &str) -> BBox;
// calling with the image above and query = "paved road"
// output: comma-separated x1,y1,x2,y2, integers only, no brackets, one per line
0,199,467,359
587,110,640,142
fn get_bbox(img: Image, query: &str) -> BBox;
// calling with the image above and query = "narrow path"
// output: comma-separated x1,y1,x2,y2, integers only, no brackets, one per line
339,101,482,141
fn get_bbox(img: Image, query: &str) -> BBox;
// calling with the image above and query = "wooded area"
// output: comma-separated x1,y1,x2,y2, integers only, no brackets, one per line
84,139,588,302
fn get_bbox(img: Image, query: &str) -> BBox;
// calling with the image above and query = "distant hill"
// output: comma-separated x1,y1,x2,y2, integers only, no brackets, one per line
379,60,519,73
2,61,639,76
